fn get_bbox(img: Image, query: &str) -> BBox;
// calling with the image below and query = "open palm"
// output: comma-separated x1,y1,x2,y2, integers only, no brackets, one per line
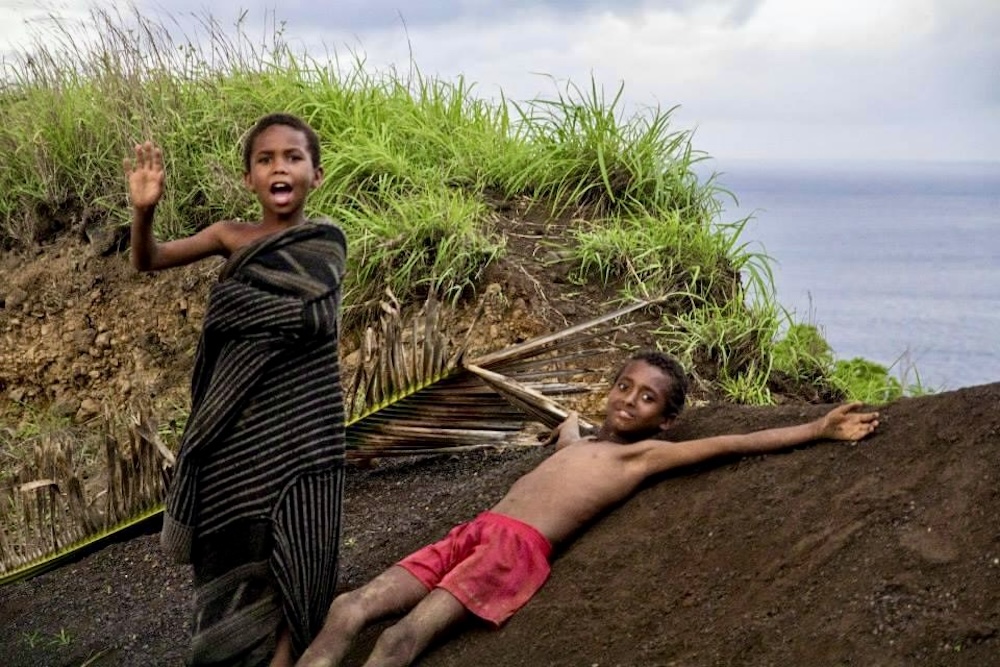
822,402,879,441
124,141,165,209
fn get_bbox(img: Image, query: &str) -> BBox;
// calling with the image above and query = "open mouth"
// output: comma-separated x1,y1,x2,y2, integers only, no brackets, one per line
270,182,293,205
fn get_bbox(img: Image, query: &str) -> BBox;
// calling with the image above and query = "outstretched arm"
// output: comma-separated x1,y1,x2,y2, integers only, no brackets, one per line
125,141,225,271
632,401,879,477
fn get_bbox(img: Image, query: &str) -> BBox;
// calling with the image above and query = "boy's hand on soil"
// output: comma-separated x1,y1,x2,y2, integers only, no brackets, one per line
124,141,165,211
820,401,879,442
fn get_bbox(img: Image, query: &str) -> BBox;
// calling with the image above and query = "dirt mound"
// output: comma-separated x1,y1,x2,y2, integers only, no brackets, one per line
0,237,216,423
2,382,998,666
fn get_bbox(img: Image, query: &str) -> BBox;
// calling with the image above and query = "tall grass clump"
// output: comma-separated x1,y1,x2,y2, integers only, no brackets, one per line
504,80,717,218
338,186,505,311
772,322,927,404
501,79,774,318
0,7,270,245
654,296,781,405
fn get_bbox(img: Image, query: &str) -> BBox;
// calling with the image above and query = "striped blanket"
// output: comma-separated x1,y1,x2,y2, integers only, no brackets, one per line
161,221,347,665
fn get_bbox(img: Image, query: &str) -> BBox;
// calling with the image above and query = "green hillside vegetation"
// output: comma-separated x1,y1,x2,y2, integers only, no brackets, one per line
0,7,920,409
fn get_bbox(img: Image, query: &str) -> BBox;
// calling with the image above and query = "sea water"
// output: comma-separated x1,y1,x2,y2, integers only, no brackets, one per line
709,159,1000,391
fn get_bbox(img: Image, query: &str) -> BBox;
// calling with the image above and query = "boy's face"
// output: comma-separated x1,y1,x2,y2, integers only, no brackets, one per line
603,360,674,441
243,124,323,217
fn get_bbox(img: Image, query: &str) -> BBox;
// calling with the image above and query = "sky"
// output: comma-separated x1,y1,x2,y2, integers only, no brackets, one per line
1,0,998,165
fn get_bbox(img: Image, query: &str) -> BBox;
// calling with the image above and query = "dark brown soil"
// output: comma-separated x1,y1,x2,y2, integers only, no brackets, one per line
1,208,999,666
2,383,999,666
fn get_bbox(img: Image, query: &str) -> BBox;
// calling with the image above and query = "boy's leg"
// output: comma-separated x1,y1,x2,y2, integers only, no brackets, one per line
296,565,430,667
362,588,469,667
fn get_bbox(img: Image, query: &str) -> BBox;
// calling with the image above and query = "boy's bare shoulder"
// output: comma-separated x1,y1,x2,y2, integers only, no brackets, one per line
214,219,262,235
211,220,280,254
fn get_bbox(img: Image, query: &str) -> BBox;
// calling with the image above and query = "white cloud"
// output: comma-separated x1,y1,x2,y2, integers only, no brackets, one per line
0,0,94,63
740,0,937,51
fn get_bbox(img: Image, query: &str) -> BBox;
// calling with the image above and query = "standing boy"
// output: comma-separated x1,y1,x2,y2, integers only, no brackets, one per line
295,351,879,667
125,113,348,665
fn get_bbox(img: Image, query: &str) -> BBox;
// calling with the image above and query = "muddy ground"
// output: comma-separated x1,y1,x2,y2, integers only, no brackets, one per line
1,217,999,666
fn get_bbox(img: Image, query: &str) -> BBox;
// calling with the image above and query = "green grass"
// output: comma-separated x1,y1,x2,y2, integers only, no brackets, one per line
0,5,921,406
654,295,781,405
20,627,73,651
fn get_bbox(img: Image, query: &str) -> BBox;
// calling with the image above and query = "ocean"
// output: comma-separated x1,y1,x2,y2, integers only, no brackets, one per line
708,159,1000,392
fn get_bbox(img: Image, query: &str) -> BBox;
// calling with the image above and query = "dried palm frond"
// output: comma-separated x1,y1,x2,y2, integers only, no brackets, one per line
0,399,170,584
346,290,462,423
1,291,667,584
345,292,667,457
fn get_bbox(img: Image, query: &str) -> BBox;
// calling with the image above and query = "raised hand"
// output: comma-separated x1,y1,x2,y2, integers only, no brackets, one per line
820,402,880,441
124,141,165,211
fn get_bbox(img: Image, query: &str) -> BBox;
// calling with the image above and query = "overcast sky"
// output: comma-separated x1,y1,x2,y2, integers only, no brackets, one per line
1,0,998,164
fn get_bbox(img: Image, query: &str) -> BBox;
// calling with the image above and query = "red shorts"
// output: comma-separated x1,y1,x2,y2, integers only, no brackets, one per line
397,511,553,626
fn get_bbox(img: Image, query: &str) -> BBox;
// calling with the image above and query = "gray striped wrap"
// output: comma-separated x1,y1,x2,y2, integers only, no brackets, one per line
161,221,347,663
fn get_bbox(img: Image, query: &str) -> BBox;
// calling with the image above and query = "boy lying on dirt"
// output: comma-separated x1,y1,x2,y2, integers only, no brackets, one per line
125,113,348,665
294,351,880,667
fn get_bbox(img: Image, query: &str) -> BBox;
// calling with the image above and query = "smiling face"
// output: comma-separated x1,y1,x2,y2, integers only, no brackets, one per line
601,359,676,443
243,124,323,222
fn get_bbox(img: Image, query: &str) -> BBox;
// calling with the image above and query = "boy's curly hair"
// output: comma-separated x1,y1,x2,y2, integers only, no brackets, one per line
242,113,321,172
615,350,688,419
